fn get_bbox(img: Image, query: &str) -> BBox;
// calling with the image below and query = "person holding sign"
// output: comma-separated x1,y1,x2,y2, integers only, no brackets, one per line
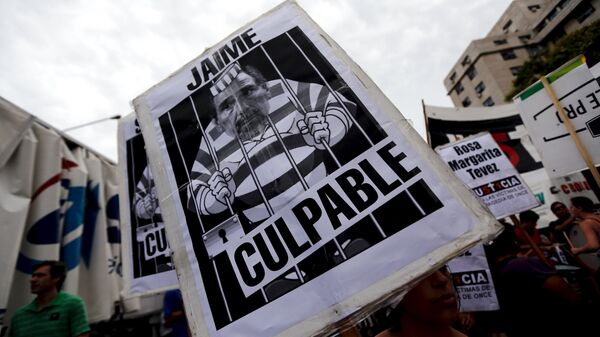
570,197,600,256
514,210,551,253
547,202,577,245
375,267,466,337
188,61,356,229
487,225,592,337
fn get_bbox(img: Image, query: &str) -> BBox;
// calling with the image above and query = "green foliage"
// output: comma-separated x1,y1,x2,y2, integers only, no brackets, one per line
506,20,600,101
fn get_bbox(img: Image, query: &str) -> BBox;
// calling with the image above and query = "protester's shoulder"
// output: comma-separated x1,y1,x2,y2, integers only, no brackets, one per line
58,291,85,306
548,219,560,228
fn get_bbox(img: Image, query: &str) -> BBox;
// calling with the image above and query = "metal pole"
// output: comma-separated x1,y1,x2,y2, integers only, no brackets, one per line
63,114,121,132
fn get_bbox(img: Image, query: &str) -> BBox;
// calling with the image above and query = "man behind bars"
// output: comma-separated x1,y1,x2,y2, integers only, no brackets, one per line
188,61,356,229
133,165,173,272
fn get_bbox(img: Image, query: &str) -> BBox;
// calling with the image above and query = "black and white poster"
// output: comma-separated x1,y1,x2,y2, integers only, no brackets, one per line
133,3,500,337
117,113,178,295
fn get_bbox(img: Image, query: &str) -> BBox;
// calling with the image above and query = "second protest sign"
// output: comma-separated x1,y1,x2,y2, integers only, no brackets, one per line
436,132,539,219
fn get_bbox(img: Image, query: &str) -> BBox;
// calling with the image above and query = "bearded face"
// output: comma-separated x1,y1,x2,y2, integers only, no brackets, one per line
213,71,270,141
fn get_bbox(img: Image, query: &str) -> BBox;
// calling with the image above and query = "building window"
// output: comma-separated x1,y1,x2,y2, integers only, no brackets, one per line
462,97,472,107
510,66,522,76
475,81,486,96
527,46,541,57
547,8,559,21
466,66,478,80
494,39,508,45
483,97,495,107
519,34,531,43
528,5,541,12
502,20,513,31
456,82,464,95
577,4,596,23
461,55,471,66
450,71,457,83
501,50,517,60
534,21,547,34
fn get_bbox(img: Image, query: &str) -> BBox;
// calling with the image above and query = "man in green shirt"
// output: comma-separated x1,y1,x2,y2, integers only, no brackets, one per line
10,261,90,337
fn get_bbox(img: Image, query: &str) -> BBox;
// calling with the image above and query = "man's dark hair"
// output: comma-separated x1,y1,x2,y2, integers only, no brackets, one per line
519,210,540,224
241,65,267,88
550,201,566,212
33,260,67,290
571,196,594,212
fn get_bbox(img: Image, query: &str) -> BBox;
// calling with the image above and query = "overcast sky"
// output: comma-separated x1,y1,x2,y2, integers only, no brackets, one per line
0,0,512,162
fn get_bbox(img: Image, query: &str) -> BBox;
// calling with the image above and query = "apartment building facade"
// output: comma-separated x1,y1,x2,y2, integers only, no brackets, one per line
444,0,599,108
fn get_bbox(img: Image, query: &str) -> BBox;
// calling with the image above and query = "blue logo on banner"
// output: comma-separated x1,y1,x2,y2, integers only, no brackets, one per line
106,194,121,244
60,177,86,271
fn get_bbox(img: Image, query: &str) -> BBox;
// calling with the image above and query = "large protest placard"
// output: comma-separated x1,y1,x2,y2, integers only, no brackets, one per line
132,2,501,337
514,57,600,178
436,132,539,219
117,113,178,296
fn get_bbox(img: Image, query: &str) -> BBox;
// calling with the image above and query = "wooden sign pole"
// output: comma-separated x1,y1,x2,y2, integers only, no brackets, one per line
562,231,575,249
540,76,600,187
509,214,550,266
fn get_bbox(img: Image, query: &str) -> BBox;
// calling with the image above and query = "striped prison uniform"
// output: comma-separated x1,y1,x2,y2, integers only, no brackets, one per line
133,165,160,221
188,79,356,226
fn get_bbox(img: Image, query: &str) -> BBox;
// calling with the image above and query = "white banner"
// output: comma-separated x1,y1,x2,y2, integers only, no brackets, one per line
0,98,35,168
436,132,539,219
0,98,37,324
132,3,501,337
1,97,123,329
6,124,63,322
59,145,88,294
514,57,600,178
76,153,118,322
0,127,36,326
102,160,124,305
117,113,178,297
448,245,499,312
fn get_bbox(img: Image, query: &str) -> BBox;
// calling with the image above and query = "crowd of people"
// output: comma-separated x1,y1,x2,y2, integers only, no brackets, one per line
7,192,600,337
365,196,600,337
